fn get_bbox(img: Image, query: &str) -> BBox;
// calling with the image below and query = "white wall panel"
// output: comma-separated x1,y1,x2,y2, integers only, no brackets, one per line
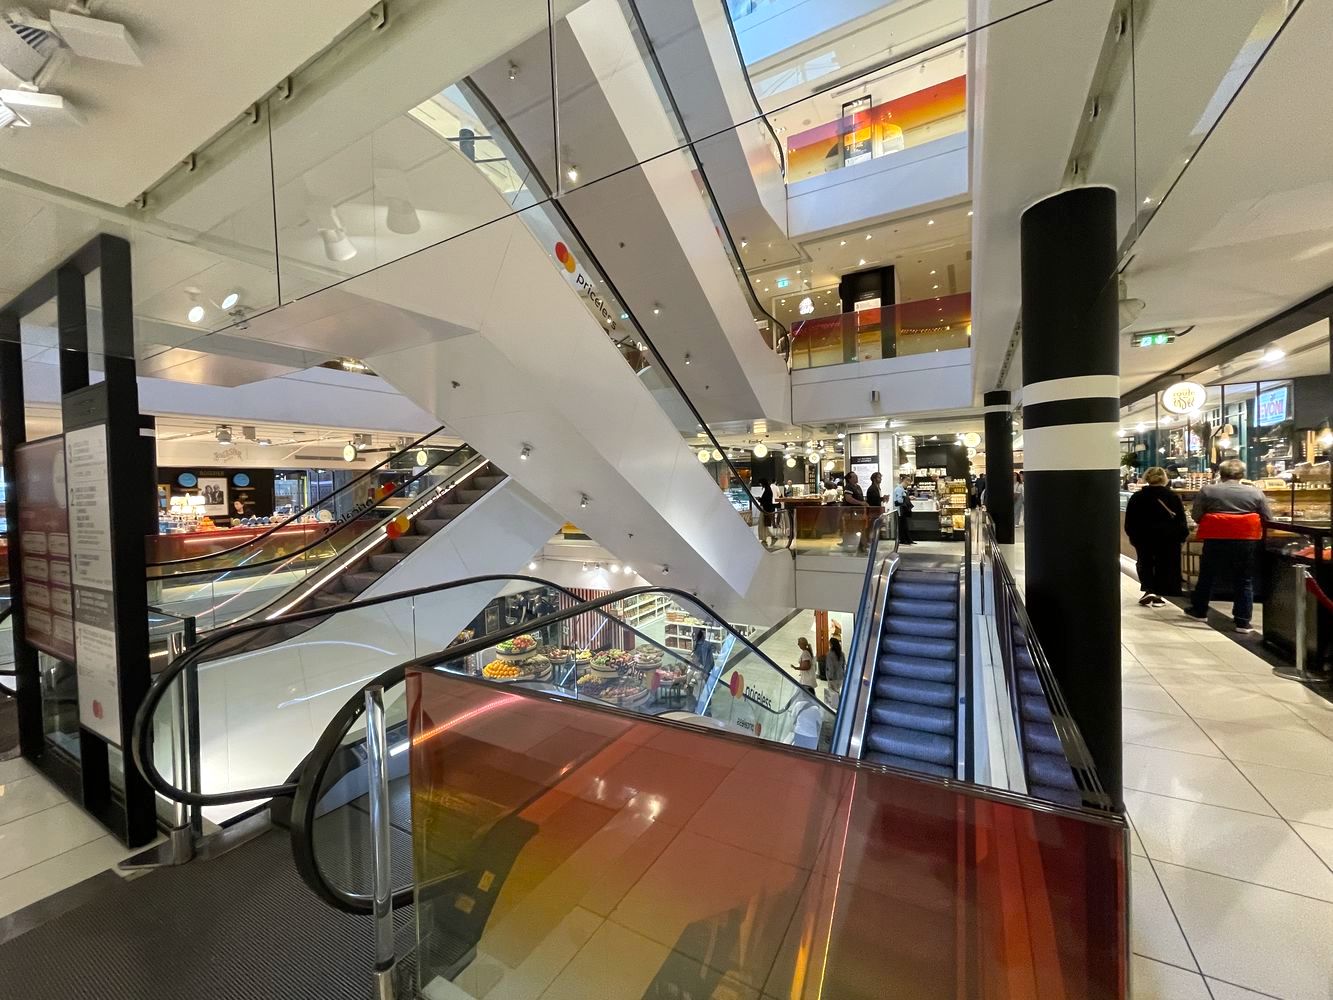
792,349,973,424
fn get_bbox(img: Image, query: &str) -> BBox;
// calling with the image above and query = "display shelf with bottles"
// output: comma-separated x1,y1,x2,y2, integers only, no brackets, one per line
662,609,754,655
613,593,669,627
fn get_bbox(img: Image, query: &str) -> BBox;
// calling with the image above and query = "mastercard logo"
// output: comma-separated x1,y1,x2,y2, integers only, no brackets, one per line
554,241,576,274
729,672,744,698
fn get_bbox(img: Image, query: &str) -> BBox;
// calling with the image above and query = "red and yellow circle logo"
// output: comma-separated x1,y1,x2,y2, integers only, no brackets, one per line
729,671,744,698
554,241,576,274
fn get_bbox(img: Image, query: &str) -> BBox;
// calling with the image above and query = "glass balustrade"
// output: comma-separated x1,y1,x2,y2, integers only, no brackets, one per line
789,293,971,370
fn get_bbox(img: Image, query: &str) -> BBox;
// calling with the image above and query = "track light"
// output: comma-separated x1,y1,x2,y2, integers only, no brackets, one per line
579,494,590,509
376,169,421,235
214,425,232,444
662,565,670,574
343,442,357,462
753,443,768,458
740,238,748,248
711,449,722,462
416,449,429,466
684,353,691,365
187,304,206,324
305,191,357,262
220,290,241,311
698,449,711,463
652,304,661,315
520,443,532,461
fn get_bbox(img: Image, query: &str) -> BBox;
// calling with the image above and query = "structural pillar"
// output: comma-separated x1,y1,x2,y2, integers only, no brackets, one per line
1020,186,1123,808
983,390,1015,543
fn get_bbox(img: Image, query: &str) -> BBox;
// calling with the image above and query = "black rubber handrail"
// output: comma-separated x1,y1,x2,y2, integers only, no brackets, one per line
832,510,898,755
716,0,786,177
132,574,821,809
147,426,447,568
145,444,476,584
288,583,832,913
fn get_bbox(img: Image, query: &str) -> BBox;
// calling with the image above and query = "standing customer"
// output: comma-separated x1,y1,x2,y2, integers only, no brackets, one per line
793,636,816,692
894,475,916,545
1123,467,1188,607
824,636,846,709
860,472,884,553
1014,472,1024,527
1186,459,1273,633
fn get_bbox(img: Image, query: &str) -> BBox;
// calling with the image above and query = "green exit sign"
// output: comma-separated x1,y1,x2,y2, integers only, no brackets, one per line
1134,331,1176,348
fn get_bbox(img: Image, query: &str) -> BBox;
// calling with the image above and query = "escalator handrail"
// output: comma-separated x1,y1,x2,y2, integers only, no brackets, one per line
715,0,786,177
147,426,448,569
622,0,791,359
132,574,825,809
833,510,898,755
145,443,476,583
287,584,833,914
980,514,1110,806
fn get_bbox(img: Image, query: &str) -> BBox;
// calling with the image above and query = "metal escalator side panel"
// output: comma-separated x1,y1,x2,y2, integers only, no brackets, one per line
842,550,898,760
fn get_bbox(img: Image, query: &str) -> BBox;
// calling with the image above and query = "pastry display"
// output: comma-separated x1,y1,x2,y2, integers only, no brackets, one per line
482,660,523,680
634,648,664,667
544,646,575,663
597,679,651,707
525,654,552,681
496,634,538,661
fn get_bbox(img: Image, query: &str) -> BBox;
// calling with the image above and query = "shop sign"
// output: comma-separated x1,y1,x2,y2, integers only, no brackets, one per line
1256,384,1289,426
1160,381,1207,414
553,242,617,331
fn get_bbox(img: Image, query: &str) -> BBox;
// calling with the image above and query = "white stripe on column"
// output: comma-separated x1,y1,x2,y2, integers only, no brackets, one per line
1022,374,1120,407
984,404,1010,413
1024,422,1122,471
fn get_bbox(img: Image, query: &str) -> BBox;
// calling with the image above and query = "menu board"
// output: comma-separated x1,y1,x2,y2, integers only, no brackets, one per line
65,424,122,745
14,436,76,661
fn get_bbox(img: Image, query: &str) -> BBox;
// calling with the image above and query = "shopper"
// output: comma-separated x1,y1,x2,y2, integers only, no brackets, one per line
692,627,715,676
858,472,884,553
824,636,846,709
1014,472,1024,528
792,636,816,692
1186,459,1273,633
894,475,915,545
1123,467,1188,607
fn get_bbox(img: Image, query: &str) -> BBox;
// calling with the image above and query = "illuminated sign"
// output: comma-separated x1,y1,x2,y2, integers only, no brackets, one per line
1160,381,1207,415
1134,331,1175,348
776,278,790,289
1256,385,1289,426
798,297,814,316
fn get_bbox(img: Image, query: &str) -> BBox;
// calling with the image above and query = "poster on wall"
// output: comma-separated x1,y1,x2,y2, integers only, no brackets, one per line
849,432,880,479
65,425,122,746
14,436,76,661
841,96,874,167
196,476,228,516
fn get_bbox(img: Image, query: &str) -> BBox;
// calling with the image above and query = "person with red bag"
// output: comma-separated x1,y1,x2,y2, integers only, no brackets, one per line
1186,459,1273,633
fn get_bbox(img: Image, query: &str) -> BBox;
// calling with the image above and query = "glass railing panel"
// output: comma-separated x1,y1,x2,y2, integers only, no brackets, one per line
789,294,971,370
406,669,1128,998
788,503,894,556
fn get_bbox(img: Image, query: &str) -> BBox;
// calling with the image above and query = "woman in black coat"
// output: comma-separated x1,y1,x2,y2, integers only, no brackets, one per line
1124,466,1188,607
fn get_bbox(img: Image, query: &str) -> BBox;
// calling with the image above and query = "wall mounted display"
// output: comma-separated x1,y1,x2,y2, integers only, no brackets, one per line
14,436,74,661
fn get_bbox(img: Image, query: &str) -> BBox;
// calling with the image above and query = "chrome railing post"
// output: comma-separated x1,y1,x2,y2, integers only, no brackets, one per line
1295,567,1310,680
364,684,397,999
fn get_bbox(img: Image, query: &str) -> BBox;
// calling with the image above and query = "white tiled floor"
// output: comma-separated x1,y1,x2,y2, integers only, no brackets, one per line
1120,574,1333,1000
0,755,133,920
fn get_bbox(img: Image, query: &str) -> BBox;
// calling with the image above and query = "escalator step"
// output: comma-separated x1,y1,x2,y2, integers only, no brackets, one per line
887,598,957,620
1027,752,1079,790
370,553,407,573
1021,693,1054,725
864,750,955,779
864,726,954,767
1031,783,1084,807
883,615,955,640
873,675,955,708
893,570,958,586
308,590,353,609
341,571,381,594
891,581,956,602
416,517,455,535
878,654,956,683
471,475,505,489
870,700,955,736
1024,721,1065,756
393,535,428,554
432,502,471,518
1018,670,1044,696
881,632,957,661
457,489,488,503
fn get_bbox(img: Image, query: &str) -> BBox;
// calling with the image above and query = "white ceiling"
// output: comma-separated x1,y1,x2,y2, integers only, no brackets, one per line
0,1,379,206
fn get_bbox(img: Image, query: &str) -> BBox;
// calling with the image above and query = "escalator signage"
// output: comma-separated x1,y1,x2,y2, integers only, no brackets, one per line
554,242,618,331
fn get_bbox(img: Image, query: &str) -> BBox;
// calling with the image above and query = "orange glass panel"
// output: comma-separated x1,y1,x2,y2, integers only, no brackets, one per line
408,670,1128,999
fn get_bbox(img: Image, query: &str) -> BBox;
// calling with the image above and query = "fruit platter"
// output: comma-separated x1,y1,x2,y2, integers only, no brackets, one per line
594,678,651,708
634,648,664,667
574,649,592,664
525,654,553,681
544,646,576,664
482,660,524,681
495,634,539,662
590,648,632,674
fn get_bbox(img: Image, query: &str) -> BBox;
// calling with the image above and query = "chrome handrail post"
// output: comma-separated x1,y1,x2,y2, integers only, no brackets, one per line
365,684,397,999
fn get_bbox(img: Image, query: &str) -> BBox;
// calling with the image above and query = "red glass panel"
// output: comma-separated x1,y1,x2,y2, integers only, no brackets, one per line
407,670,1127,999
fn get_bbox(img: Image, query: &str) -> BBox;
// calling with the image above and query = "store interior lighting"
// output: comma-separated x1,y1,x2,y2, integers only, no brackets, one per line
305,192,357,262
519,443,531,461
213,425,232,444
698,449,710,463
752,442,768,458
220,290,241,311
343,442,357,463
415,449,429,465
375,168,421,235
579,493,590,509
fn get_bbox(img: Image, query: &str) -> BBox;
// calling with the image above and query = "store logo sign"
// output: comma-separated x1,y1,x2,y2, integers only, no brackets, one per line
1161,381,1207,415
798,296,814,316
554,242,617,331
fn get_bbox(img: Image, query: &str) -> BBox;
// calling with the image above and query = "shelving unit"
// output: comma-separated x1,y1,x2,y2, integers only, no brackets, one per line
613,592,669,627
662,611,754,655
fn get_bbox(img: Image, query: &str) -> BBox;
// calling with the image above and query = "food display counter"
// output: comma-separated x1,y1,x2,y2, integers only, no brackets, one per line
146,520,338,566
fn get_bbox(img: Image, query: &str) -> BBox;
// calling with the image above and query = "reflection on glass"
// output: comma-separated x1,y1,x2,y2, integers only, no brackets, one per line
789,294,971,369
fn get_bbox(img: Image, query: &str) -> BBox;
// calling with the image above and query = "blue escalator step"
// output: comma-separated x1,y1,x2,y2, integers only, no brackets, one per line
892,581,956,602
1018,670,1043,696
1027,752,1079,790
1024,721,1065,757
877,654,956,684
1030,783,1084,807
894,570,958,586
1021,693,1054,724
884,615,955,640
887,598,957,620
864,750,955,779
871,700,955,736
882,632,957,661
865,725,954,767
873,675,955,708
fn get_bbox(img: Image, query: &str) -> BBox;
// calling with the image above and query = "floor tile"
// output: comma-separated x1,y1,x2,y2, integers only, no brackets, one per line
447,906,602,1000
539,917,759,1000
611,829,808,990
1291,822,1333,869
685,767,842,869
0,773,68,826
0,758,36,785
1129,856,1195,969
1122,682,1188,717
1129,815,1147,857
1122,708,1221,756
1235,762,1333,829
0,803,109,880
1156,684,1307,727
0,835,130,919
1130,956,1210,1000
1156,861,1333,1000
1196,718,1333,776
1205,979,1283,999
1125,789,1333,901
1123,745,1275,814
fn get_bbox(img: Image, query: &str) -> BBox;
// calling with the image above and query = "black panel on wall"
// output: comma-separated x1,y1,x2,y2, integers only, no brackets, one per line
915,443,969,477
837,265,897,312
1292,375,1333,428
159,467,276,517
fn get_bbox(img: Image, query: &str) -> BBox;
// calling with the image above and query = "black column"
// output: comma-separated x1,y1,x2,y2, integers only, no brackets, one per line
1020,186,1123,808
56,264,89,395
983,390,1015,543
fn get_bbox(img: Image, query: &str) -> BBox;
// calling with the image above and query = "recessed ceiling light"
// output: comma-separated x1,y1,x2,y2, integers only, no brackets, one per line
187,305,205,324
967,210,973,217
1263,347,1285,362
1143,196,1152,205
839,240,847,246
933,284,939,290
858,259,866,266
220,290,240,310
865,234,872,241
566,165,579,183
930,270,936,275
927,219,935,226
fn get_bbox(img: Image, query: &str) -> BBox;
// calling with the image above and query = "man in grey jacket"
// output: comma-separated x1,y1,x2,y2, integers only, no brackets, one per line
1186,460,1273,632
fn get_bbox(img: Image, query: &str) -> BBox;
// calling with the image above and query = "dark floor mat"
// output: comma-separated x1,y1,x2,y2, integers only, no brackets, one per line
0,829,410,1000
0,695,19,761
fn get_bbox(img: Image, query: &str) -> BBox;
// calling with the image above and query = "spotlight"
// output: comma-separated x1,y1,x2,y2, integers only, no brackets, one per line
786,456,797,468
220,290,240,311
306,193,357,262
528,560,538,571
711,449,722,462
582,562,590,572
376,168,421,235
684,353,691,365
1318,426,1333,450
566,165,579,183
214,425,232,444
416,449,429,465
187,304,206,324
698,449,711,463
652,304,661,315
753,443,768,458
740,238,748,248
611,564,622,574
579,494,590,509
343,442,357,462
662,565,670,574
520,443,532,461
927,218,935,226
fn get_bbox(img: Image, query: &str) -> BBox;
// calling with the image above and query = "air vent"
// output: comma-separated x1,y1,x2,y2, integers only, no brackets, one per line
0,10,57,85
